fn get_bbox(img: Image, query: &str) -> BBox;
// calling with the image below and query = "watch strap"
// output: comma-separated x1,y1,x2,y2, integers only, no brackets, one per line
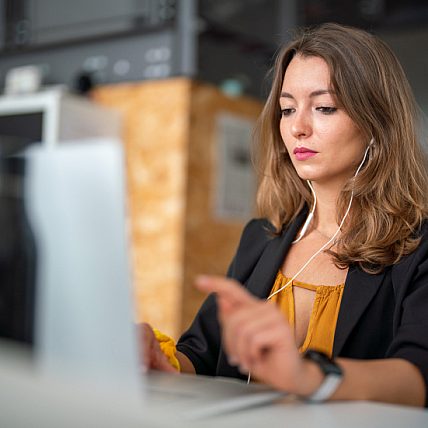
303,350,343,402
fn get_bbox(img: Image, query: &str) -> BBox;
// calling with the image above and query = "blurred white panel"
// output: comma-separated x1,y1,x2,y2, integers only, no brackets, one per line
25,140,142,397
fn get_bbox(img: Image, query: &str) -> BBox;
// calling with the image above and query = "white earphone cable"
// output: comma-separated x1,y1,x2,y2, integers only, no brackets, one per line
246,139,373,384
292,180,317,244
268,140,372,300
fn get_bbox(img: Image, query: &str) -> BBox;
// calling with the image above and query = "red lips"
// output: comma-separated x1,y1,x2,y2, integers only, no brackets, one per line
293,146,318,161
293,147,317,154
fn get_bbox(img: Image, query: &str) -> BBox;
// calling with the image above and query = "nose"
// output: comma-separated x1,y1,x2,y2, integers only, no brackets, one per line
290,110,312,139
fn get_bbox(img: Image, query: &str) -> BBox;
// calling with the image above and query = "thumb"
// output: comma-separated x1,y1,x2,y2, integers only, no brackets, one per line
152,349,178,373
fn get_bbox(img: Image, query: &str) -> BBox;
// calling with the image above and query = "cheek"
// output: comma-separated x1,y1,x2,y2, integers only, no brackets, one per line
313,115,340,141
329,136,366,175
280,120,292,151
279,119,286,139
316,116,363,150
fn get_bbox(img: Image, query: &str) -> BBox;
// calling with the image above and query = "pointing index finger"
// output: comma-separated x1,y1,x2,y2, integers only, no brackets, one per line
195,275,257,307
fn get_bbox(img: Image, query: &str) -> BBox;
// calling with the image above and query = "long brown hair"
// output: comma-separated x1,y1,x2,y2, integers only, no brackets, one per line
255,23,428,273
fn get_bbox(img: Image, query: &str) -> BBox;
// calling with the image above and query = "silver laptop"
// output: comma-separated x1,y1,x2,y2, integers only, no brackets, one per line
23,140,285,422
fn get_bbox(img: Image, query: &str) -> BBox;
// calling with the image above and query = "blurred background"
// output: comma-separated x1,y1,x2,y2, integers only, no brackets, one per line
0,0,427,343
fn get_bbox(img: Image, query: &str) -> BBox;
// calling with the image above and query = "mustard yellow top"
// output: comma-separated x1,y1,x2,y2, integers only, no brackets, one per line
153,328,181,371
269,271,345,358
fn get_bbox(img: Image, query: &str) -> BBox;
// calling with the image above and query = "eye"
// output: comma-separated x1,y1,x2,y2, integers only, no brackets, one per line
316,107,337,115
280,108,295,117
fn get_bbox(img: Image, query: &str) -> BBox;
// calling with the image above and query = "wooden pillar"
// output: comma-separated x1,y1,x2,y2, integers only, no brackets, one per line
92,78,262,338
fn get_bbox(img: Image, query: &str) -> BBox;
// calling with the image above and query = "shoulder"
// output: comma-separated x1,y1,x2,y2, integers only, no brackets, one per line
234,218,274,259
418,219,428,240
236,212,307,256
404,220,428,261
392,220,428,281
228,212,307,282
239,210,307,243
227,218,275,282
240,218,275,243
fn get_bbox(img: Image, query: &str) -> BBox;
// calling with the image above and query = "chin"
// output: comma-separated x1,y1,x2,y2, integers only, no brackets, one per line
295,171,337,186
294,168,320,182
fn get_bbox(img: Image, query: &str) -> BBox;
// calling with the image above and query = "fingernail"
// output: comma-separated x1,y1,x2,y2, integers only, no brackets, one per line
239,364,249,373
228,355,238,366
196,275,210,286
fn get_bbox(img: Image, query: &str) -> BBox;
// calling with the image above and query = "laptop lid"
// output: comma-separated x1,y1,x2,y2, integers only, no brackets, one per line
25,139,143,398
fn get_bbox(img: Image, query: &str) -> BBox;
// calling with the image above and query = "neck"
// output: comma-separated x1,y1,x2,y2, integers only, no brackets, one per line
310,182,343,238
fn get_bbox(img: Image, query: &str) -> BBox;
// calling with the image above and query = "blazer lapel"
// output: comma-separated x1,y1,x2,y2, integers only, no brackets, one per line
245,209,308,299
333,266,386,356
243,207,386,357
216,210,308,379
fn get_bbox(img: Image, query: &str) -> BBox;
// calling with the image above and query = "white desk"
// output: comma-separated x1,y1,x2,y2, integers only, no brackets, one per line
193,400,428,428
1,352,427,428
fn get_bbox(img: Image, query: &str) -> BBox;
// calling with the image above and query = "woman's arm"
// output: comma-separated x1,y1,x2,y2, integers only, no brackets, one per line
330,358,425,406
196,275,426,407
176,351,196,374
298,356,425,406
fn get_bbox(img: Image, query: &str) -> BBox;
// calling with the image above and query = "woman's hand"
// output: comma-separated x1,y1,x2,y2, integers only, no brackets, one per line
195,275,318,394
138,323,178,373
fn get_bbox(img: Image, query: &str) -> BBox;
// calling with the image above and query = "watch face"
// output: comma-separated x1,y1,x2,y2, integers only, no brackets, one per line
303,350,343,376
325,361,343,376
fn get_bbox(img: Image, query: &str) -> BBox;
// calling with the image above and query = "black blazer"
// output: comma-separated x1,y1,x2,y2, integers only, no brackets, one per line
177,210,428,406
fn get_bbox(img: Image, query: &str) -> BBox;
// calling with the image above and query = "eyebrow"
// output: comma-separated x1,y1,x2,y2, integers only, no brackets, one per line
280,89,335,99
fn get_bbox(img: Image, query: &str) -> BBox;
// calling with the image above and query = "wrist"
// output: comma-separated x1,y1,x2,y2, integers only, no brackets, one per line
299,350,344,402
294,359,325,397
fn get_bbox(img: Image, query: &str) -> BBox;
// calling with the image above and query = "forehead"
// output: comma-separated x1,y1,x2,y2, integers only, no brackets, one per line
281,55,332,91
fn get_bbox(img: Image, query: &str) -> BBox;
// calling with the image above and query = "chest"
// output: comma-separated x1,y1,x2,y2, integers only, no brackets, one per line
280,235,348,349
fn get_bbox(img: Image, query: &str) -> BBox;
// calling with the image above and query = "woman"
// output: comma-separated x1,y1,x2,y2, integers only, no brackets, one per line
143,23,428,407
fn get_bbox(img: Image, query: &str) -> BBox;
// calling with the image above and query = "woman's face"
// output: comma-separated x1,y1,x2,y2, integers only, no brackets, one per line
279,54,366,188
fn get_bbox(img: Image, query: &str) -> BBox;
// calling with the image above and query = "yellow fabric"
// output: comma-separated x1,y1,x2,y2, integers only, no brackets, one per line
153,328,181,371
269,271,344,358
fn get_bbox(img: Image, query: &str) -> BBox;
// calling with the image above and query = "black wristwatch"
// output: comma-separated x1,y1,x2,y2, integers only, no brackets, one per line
303,350,343,402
